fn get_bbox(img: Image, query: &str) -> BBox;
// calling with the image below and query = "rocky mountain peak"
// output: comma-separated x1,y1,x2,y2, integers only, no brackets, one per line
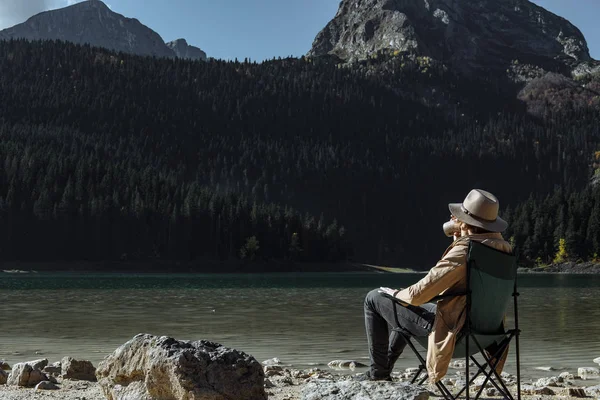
309,0,594,75
166,38,208,61
0,0,206,61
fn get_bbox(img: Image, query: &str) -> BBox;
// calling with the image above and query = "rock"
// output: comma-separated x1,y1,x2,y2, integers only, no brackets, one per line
585,385,600,397
0,360,11,371
43,365,62,375
308,0,592,77
521,384,555,395
578,367,600,379
265,369,282,378
0,369,7,385
61,357,96,381
166,39,207,61
302,379,429,400
534,366,556,372
534,376,560,387
264,378,276,388
262,357,282,366
96,333,266,400
566,387,587,397
328,360,368,370
559,371,575,380
7,363,48,387
35,380,59,390
484,387,498,396
448,360,475,369
26,359,48,370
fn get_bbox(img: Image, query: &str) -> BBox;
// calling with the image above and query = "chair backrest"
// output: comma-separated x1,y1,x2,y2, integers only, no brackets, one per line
467,241,517,334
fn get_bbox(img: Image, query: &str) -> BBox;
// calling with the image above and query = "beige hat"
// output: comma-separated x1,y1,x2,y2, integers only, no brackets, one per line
449,189,508,233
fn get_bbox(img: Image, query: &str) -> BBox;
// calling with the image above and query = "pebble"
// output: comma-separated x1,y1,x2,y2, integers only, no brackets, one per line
559,371,575,380
262,357,281,366
35,381,59,390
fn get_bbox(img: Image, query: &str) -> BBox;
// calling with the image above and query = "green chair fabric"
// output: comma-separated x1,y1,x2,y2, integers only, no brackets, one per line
395,241,521,400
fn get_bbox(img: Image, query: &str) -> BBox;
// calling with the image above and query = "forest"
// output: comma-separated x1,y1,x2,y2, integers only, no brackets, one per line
0,38,598,268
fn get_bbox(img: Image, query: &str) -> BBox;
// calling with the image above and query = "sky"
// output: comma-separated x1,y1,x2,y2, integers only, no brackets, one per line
0,0,598,62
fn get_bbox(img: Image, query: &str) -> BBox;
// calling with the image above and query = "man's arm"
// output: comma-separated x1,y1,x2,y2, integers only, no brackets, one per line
394,242,468,306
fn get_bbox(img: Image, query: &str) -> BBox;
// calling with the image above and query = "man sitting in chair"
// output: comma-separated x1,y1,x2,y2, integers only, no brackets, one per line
364,189,512,383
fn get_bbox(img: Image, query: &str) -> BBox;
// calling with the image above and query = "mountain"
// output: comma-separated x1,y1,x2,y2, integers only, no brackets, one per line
309,0,598,76
0,0,206,61
166,39,207,61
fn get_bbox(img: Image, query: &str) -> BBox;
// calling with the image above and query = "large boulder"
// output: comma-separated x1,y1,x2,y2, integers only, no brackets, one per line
26,359,49,370
96,334,266,400
0,368,7,384
7,362,48,387
302,379,429,400
61,357,96,381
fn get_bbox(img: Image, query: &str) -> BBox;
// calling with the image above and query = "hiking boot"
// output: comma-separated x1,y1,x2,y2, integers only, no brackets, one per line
353,370,393,382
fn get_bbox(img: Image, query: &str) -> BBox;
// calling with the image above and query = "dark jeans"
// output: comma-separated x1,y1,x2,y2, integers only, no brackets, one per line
364,289,436,378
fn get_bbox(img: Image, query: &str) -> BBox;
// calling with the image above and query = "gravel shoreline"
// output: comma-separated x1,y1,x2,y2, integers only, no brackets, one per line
1,362,599,400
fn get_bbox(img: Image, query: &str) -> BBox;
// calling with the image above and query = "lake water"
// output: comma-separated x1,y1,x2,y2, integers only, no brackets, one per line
1,272,599,380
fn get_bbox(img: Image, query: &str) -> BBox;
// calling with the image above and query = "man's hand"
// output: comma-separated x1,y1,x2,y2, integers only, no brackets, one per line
378,287,398,297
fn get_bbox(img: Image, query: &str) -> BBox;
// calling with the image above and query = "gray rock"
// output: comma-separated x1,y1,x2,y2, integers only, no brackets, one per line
559,371,575,380
7,363,48,387
585,385,600,397
327,360,368,370
309,0,593,76
578,367,600,379
96,333,266,400
35,380,59,390
262,357,282,366
26,358,48,370
61,357,96,381
521,384,555,395
534,366,556,372
302,379,429,400
0,0,206,61
534,376,560,387
448,360,474,369
43,365,61,375
0,369,7,385
264,378,276,388
0,360,10,371
166,39,207,61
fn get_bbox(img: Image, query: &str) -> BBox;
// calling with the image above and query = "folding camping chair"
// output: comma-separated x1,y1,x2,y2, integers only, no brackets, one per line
391,241,521,400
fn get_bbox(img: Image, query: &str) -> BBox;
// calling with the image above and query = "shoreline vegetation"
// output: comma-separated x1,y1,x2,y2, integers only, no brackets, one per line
1,260,600,274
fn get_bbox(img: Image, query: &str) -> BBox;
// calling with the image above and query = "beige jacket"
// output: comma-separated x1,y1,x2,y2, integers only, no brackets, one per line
396,233,512,383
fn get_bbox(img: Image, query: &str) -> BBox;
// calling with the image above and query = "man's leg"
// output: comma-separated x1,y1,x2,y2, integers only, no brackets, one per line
364,289,436,379
388,302,436,370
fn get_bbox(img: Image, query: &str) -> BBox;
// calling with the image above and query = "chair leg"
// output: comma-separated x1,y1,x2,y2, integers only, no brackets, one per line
471,336,515,400
471,357,510,400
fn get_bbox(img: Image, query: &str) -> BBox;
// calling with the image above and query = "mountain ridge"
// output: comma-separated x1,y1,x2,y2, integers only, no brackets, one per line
0,0,207,61
309,0,598,78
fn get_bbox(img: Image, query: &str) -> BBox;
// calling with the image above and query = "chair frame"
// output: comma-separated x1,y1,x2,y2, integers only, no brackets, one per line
392,243,521,400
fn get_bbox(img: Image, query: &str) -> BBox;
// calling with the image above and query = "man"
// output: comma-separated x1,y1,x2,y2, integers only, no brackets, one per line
363,189,512,382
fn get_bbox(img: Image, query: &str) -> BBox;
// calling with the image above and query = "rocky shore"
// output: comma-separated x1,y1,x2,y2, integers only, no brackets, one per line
1,335,599,400
526,262,600,274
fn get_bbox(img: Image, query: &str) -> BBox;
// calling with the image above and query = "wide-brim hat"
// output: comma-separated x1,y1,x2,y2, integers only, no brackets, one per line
449,189,508,233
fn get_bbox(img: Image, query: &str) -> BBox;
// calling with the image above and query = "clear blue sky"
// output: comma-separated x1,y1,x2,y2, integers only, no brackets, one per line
2,0,599,61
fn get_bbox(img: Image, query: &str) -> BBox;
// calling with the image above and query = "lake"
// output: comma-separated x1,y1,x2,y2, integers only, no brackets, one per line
1,272,598,380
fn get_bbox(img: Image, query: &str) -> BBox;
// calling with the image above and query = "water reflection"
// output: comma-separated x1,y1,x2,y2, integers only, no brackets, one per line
1,272,599,379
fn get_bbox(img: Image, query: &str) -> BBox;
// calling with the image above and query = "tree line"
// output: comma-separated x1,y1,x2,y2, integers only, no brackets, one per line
0,38,598,267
